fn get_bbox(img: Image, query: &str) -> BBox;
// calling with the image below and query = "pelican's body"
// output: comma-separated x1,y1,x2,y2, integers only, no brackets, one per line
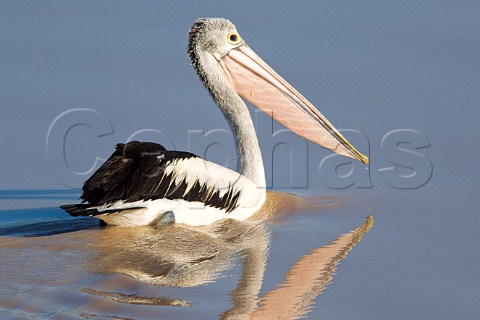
61,18,368,227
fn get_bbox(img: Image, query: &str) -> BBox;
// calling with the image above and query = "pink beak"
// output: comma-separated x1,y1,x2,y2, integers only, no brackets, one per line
219,45,368,165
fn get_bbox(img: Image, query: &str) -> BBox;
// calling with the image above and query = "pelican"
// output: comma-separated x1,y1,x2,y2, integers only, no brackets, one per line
61,18,368,227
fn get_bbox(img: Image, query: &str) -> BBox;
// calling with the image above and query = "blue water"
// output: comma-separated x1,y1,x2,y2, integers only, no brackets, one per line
1,1,479,319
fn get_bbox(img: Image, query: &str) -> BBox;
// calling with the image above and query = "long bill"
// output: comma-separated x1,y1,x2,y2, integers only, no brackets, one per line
218,45,369,165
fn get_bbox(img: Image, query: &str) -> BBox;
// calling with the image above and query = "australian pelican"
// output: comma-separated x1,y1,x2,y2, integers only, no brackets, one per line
61,18,368,227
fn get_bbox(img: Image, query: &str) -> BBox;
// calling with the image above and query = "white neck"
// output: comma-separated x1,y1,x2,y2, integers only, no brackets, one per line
195,51,266,188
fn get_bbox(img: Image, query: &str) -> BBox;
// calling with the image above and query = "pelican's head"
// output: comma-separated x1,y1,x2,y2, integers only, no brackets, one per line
188,18,368,165
188,18,242,60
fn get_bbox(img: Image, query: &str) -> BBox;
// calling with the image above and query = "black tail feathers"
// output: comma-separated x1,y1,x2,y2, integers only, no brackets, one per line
61,204,146,217
60,204,98,217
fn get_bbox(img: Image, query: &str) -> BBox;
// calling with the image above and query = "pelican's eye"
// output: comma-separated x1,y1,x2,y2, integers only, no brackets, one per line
227,32,241,45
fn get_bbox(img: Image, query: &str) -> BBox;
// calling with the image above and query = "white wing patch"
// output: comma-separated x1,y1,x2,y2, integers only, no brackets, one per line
167,157,263,210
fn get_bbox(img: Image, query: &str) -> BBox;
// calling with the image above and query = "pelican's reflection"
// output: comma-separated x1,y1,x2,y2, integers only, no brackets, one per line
223,215,374,319
90,218,270,288
84,192,373,319
88,192,308,287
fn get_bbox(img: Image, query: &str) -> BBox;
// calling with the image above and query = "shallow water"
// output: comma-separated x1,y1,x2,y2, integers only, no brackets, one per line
1,188,478,319
0,193,373,319
1,1,479,319
0,191,375,319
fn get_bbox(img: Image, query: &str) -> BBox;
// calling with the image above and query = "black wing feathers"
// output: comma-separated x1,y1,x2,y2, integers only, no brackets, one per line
81,141,196,205
61,141,241,217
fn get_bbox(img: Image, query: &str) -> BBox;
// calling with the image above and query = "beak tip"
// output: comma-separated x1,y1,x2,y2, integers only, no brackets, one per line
360,155,369,165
